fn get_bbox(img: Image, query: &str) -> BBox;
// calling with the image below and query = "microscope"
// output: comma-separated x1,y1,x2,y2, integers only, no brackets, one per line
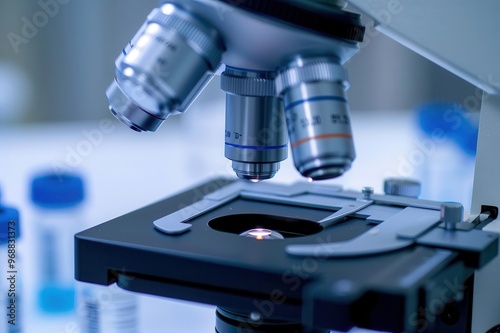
76,1,500,332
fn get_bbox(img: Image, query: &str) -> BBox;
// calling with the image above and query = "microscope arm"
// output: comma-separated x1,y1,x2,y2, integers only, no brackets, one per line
347,0,500,221
348,0,500,95
349,1,500,332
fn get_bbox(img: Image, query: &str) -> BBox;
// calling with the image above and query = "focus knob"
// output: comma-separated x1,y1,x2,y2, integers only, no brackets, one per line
384,178,421,198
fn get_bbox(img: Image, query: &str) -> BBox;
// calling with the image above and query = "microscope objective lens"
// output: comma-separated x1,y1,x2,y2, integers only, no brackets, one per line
276,56,356,180
106,0,363,181
221,67,288,181
107,3,225,132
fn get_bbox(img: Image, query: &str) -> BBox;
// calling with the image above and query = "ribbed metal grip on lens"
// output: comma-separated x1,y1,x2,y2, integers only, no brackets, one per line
148,6,224,69
276,60,348,95
221,73,276,97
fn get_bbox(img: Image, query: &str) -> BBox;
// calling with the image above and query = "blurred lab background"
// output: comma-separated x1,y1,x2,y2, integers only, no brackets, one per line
0,1,479,332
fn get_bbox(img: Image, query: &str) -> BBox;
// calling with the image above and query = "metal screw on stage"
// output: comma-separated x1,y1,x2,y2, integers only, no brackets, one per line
362,186,374,200
441,202,464,231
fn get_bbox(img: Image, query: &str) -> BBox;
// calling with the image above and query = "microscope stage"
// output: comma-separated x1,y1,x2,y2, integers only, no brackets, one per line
75,179,498,332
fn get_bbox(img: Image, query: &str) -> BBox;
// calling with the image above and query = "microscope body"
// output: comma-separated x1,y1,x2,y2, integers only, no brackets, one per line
107,0,364,181
75,1,500,332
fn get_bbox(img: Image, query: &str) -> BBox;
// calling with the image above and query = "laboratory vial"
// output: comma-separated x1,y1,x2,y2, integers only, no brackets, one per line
30,172,85,313
1,205,22,333
78,283,138,333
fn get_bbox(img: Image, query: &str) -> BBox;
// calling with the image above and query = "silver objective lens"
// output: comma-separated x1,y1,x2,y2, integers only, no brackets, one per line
276,56,355,180
106,3,225,132
221,68,288,182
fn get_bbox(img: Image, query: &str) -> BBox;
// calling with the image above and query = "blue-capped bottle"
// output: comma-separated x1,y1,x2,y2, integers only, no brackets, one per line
30,172,85,313
1,204,21,332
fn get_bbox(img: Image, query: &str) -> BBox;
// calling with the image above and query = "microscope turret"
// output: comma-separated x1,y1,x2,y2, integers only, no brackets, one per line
106,0,365,181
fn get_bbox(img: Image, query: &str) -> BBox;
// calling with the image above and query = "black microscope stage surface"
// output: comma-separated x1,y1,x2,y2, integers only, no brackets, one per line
75,178,498,332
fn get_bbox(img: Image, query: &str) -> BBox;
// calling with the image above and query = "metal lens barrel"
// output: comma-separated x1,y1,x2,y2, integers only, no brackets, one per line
106,3,224,132
221,68,288,182
276,57,355,180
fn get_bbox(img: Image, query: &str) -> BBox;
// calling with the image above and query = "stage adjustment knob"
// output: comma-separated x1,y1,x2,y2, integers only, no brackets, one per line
383,178,421,198
441,202,464,231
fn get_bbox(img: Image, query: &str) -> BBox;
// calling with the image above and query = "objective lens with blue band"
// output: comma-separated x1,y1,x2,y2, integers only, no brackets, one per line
221,67,288,182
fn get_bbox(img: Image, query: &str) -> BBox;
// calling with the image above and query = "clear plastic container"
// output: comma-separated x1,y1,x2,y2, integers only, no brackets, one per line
0,205,21,332
78,283,138,333
30,172,85,313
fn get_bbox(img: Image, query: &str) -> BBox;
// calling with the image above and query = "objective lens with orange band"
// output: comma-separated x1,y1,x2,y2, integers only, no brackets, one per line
276,56,356,180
